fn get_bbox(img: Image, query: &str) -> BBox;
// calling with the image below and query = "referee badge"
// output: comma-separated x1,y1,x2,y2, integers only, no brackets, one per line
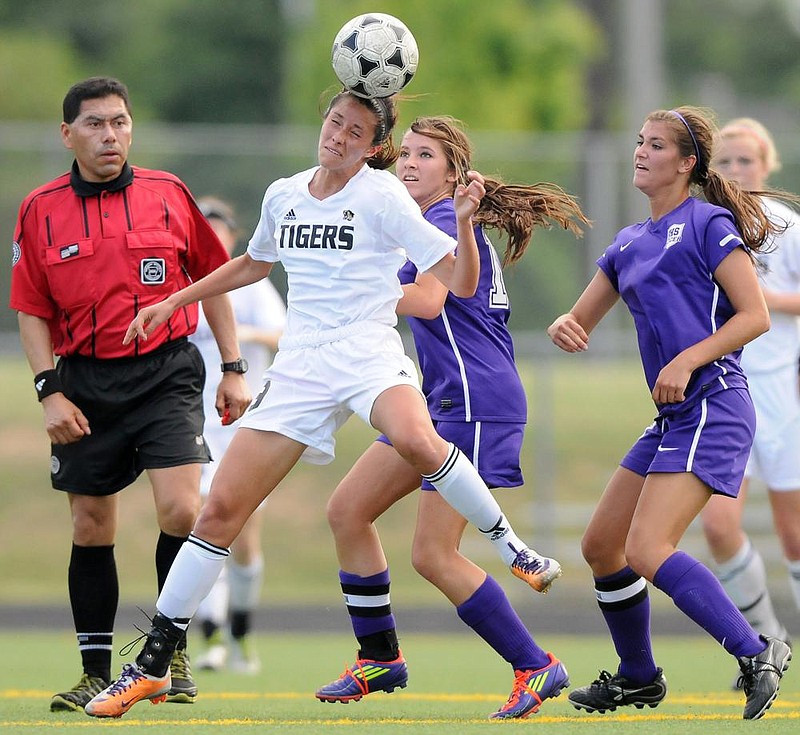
140,258,166,284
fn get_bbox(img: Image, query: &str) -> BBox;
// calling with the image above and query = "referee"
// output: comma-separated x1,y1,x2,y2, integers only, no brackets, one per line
9,77,251,712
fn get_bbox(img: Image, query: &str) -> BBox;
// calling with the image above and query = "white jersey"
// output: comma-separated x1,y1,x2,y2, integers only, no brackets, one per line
741,197,800,374
247,164,457,339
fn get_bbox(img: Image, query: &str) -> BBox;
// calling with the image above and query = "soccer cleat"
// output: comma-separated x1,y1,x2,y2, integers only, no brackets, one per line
489,653,570,719
569,668,667,713
315,651,408,703
166,648,198,703
84,663,170,718
737,636,792,720
50,673,108,712
195,632,227,672
229,636,261,674
732,630,791,691
510,548,563,593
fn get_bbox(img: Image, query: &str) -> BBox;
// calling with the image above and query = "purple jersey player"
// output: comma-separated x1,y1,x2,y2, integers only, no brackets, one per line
317,115,589,719
548,105,794,720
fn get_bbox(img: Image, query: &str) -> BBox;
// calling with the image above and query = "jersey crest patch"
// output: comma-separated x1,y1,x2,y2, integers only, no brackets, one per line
11,241,21,267
140,258,166,284
342,209,354,221
665,223,685,249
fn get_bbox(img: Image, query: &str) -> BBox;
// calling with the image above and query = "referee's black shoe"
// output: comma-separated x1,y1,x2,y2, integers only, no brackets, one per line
568,668,667,713
737,636,792,720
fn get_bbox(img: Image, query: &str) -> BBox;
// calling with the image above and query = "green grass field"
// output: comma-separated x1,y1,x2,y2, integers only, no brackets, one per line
2,352,797,732
3,632,799,733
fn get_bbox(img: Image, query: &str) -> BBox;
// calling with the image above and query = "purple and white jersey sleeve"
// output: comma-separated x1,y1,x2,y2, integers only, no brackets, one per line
598,196,749,411
402,199,526,423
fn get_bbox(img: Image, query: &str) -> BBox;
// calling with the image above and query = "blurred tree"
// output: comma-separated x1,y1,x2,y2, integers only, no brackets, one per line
666,0,800,111
0,30,85,119
283,0,602,132
0,0,286,122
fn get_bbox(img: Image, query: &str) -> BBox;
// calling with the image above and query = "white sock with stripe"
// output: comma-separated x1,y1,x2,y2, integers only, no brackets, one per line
156,534,230,627
422,443,527,566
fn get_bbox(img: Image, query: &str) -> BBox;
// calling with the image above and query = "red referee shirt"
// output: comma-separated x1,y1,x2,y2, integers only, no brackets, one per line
10,162,230,358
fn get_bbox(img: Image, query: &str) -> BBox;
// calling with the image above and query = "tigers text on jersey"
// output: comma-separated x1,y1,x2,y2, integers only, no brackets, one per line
400,198,526,423
598,196,749,412
741,197,800,374
9,163,229,358
247,164,457,338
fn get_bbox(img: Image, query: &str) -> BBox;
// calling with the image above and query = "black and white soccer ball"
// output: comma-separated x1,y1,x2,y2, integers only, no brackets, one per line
331,13,419,98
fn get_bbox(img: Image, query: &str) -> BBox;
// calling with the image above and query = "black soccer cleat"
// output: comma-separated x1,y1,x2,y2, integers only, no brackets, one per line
737,636,792,720
568,668,667,713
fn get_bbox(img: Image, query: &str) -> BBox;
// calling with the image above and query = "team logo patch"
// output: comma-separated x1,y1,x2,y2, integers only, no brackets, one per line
50,455,61,475
140,258,166,284
11,241,21,267
342,209,355,221
665,223,685,249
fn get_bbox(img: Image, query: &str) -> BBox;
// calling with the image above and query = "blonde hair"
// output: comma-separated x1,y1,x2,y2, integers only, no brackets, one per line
720,117,782,175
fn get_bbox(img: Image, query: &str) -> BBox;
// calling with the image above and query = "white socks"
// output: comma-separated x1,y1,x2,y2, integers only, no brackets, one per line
195,564,229,627
229,556,264,612
422,443,527,566
156,534,229,627
715,536,785,639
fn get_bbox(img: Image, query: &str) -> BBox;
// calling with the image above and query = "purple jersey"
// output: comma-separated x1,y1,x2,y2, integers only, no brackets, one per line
598,197,749,415
399,198,526,423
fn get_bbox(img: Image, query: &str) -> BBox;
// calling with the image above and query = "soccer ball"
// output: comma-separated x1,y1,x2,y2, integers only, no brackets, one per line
331,13,419,98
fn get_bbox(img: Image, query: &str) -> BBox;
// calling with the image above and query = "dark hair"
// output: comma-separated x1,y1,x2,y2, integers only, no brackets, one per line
409,115,589,265
197,196,239,234
62,77,132,124
323,90,399,170
646,105,799,254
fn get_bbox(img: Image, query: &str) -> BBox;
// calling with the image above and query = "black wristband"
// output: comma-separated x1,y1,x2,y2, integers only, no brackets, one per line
34,369,64,402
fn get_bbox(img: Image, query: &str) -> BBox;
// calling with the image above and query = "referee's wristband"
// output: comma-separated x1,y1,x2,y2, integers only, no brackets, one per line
34,369,64,402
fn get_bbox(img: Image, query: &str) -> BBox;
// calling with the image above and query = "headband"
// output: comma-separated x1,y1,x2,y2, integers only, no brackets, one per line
669,109,703,172
369,96,389,144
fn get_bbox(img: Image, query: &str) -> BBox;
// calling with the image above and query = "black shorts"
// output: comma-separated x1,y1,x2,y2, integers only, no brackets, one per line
51,338,210,496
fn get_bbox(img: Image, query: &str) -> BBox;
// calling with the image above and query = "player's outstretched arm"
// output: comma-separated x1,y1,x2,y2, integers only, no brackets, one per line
547,269,619,353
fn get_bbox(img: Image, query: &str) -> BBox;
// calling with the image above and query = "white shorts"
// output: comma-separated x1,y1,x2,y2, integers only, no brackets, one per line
239,321,422,464
745,363,800,491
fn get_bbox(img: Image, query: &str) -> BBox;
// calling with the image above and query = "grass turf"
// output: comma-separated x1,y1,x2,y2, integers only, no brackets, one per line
2,631,799,733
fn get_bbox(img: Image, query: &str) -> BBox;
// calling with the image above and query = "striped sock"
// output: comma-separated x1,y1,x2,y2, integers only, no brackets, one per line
340,568,399,661
595,566,658,684
155,533,230,626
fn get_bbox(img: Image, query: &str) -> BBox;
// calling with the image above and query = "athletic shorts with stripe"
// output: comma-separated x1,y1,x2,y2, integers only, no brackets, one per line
620,387,755,498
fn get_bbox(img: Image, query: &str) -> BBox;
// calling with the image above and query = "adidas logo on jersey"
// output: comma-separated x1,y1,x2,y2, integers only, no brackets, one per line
284,209,297,221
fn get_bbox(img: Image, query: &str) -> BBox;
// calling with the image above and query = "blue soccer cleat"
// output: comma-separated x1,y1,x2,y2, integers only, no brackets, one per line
489,653,570,719
316,651,408,703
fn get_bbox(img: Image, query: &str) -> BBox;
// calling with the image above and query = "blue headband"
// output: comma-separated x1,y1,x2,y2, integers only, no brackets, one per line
669,109,702,167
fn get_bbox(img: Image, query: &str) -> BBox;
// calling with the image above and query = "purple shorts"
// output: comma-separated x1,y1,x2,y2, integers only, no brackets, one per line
377,419,525,491
621,388,755,498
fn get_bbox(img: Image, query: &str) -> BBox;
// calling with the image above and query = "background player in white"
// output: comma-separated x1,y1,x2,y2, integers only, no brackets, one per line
190,197,285,674
87,90,558,718
316,115,587,718
548,105,794,720
701,118,800,684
